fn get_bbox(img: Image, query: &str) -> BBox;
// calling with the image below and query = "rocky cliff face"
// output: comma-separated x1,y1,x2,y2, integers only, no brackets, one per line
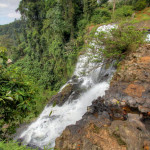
55,44,150,150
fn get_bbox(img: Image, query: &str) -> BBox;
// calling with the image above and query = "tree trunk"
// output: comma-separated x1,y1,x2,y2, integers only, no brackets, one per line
113,0,116,14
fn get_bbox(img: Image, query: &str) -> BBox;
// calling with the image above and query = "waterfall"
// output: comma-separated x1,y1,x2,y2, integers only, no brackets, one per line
16,24,116,149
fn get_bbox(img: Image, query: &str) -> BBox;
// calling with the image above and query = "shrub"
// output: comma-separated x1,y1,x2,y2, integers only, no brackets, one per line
113,6,133,21
98,0,109,6
134,0,147,11
0,47,37,138
92,23,145,62
77,19,88,30
0,141,34,150
91,8,111,24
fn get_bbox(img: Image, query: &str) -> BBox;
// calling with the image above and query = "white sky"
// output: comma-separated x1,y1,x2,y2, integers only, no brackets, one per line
0,0,21,25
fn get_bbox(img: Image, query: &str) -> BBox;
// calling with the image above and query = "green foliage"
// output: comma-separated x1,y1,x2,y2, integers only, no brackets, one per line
134,0,147,11
0,47,7,66
14,0,148,92
92,23,145,62
77,19,89,31
0,47,37,138
113,6,133,21
0,141,35,150
98,0,109,6
0,20,25,40
0,0,149,148
91,8,111,24
14,0,90,90
0,140,57,150
83,0,98,19
0,20,26,59
146,0,150,6
0,0,148,140
0,35,14,57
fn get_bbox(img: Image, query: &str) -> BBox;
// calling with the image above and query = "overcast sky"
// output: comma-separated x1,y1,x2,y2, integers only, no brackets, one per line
0,0,21,25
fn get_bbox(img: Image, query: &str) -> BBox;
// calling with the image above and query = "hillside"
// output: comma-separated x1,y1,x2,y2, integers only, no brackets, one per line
0,0,150,149
0,20,25,39
0,20,25,57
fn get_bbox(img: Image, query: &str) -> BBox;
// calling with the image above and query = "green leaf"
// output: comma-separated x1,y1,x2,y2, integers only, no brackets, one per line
0,58,3,64
5,97,13,101
19,95,23,101
23,105,27,110
6,91,11,96
49,110,53,116
0,98,4,101
15,94,19,101
52,101,56,107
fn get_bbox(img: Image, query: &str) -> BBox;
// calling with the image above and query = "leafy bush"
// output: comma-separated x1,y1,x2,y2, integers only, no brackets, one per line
98,0,109,6
91,8,111,24
0,47,37,138
77,19,88,30
113,6,133,20
92,23,145,62
134,0,147,11
0,141,34,150
0,141,58,150
0,47,7,66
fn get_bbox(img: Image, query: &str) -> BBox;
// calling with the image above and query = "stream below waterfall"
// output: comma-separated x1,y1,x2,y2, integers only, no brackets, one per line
15,24,116,149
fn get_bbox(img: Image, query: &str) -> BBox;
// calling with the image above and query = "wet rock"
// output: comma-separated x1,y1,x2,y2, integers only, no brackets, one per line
98,61,116,82
48,82,83,106
71,75,79,82
16,139,43,150
17,138,24,146
48,115,60,120
87,106,95,113
48,75,87,106
48,84,73,106
27,144,43,150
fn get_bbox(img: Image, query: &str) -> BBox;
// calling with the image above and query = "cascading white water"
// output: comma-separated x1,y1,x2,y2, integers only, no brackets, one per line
18,24,116,149
146,34,150,42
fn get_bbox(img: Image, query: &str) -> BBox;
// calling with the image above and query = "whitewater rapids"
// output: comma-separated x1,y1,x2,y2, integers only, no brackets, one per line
17,24,116,149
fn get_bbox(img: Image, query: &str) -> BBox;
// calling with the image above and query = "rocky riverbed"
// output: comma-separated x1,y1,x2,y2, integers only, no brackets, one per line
55,44,150,150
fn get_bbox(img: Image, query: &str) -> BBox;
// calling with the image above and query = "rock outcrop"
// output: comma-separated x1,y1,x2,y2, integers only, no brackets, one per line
48,76,83,106
105,44,150,113
55,44,150,150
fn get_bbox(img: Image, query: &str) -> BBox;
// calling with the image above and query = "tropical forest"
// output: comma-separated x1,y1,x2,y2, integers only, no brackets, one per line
0,0,150,149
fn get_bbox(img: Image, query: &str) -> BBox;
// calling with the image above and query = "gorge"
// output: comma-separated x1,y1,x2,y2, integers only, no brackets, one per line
1,0,150,150
15,24,116,149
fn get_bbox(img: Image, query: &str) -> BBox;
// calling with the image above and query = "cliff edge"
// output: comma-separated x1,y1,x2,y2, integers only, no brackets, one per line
55,44,150,150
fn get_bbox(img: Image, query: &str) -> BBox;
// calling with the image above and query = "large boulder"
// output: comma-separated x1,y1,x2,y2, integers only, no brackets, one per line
48,84,74,106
